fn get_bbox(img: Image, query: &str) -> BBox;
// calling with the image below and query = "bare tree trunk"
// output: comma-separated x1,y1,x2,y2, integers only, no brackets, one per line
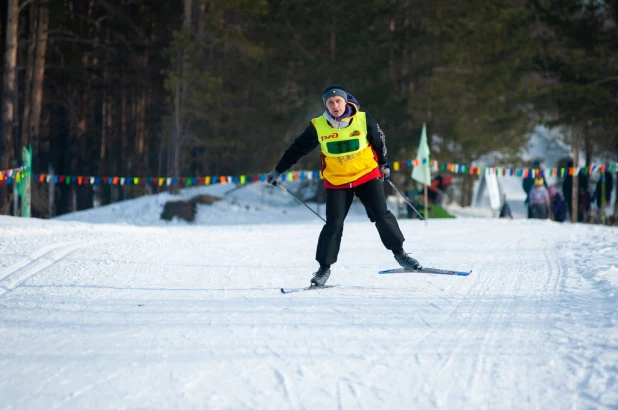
184,0,193,33
0,0,19,214
158,125,166,193
571,131,579,223
121,89,128,175
140,89,148,169
48,163,55,217
100,61,109,206
171,80,181,194
28,0,49,158
388,17,396,83
582,122,592,222
21,3,38,148
198,2,206,38
584,121,592,167
106,85,114,199
136,82,147,161
1,0,19,162
461,175,474,207
168,0,193,195
101,78,108,170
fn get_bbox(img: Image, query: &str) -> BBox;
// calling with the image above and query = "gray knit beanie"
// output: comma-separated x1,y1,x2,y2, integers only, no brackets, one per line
322,85,348,104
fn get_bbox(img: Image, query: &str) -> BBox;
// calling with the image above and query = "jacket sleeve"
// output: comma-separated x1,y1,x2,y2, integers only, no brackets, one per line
274,123,320,173
365,112,388,166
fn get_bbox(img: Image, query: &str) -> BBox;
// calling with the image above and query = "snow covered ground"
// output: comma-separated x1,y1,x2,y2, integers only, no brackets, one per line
1,181,617,409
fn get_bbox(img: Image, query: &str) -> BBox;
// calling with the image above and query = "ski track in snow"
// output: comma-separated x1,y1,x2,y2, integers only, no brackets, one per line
0,238,121,297
0,212,617,409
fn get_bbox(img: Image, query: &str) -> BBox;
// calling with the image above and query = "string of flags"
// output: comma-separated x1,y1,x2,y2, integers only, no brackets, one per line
389,159,617,178
1,159,616,186
0,166,29,185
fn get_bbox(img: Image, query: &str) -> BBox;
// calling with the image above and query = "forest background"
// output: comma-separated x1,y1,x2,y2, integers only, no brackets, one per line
1,0,617,217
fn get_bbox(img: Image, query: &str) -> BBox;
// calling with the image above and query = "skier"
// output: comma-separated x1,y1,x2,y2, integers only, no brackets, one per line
265,85,421,287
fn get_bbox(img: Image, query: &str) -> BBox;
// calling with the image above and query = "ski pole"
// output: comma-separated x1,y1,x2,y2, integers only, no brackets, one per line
388,180,425,220
275,181,327,223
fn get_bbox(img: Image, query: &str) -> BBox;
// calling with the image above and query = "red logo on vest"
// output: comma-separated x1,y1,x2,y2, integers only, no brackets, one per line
321,133,339,141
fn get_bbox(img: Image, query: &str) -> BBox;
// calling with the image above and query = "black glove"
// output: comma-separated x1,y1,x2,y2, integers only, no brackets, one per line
380,164,390,182
265,170,281,186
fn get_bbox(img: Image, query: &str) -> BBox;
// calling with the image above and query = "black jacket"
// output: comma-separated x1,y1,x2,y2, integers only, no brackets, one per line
275,112,388,174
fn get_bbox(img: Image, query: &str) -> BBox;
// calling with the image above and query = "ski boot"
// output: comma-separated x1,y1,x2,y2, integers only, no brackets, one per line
394,251,422,270
311,265,331,287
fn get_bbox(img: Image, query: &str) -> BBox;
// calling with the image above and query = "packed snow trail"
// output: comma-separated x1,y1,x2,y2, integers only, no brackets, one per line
0,216,617,409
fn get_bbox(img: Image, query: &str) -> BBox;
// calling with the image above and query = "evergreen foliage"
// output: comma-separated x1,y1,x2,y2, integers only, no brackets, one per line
0,0,616,214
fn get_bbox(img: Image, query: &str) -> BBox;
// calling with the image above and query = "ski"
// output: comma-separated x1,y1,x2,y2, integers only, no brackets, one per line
379,267,471,276
280,284,340,294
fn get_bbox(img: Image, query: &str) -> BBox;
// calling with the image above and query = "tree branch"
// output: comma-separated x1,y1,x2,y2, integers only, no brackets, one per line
92,0,145,38
594,76,618,85
433,67,474,75
19,0,36,12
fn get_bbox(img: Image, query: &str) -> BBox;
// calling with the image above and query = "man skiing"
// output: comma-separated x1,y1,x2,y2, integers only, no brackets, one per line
266,85,421,287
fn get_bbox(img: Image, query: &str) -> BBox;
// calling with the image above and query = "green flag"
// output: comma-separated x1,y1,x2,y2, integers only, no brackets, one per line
411,123,431,186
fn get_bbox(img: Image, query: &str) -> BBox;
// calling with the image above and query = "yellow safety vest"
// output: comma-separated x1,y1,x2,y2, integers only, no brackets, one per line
311,112,378,186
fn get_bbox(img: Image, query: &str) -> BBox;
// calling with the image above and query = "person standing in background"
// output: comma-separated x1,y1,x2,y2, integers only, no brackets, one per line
562,159,574,219
499,194,513,219
593,170,614,223
523,161,546,218
548,186,567,222
529,178,550,219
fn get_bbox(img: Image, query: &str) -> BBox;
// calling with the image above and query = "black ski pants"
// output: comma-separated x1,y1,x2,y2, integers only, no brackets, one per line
316,178,405,266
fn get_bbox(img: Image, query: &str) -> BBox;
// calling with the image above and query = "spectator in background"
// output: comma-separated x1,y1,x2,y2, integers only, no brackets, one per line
427,175,453,205
523,161,546,218
548,186,567,223
609,202,618,226
529,178,550,219
561,160,594,223
499,193,513,219
578,174,591,223
562,159,573,218
593,170,614,210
